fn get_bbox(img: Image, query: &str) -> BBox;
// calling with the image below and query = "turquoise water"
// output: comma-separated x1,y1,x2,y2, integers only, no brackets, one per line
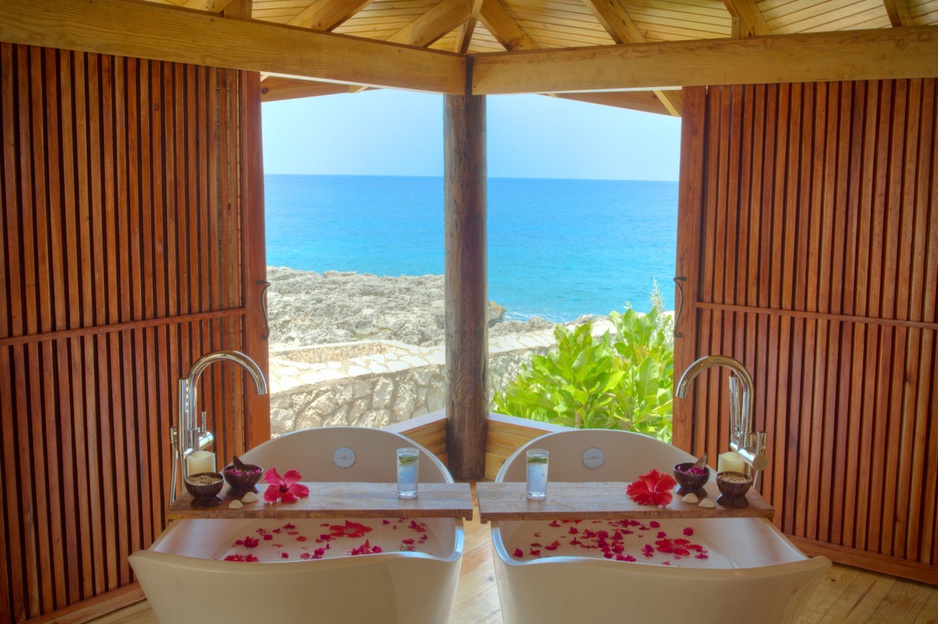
265,174,678,321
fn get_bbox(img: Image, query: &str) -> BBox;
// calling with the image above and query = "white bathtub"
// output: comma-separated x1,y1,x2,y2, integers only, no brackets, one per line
491,429,830,624
130,427,464,623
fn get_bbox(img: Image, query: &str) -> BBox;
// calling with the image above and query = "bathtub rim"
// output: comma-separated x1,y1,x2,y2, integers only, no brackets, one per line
147,516,465,564
490,518,830,577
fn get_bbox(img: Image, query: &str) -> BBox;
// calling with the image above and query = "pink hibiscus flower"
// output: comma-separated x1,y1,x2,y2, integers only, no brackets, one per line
263,468,310,503
626,469,677,506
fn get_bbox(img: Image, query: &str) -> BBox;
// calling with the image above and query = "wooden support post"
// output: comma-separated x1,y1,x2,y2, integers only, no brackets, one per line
240,69,272,450
672,86,705,454
444,92,488,481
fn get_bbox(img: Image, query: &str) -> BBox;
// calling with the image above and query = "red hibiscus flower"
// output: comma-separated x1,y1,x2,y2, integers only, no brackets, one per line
263,468,310,503
626,469,677,506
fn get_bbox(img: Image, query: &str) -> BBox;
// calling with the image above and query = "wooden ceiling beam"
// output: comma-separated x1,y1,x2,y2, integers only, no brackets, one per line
0,0,466,94
471,25,938,94
289,0,377,31
479,0,539,50
722,0,772,38
388,0,475,47
582,0,681,115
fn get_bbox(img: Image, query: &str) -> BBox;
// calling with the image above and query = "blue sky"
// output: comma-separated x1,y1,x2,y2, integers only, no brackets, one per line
261,89,682,181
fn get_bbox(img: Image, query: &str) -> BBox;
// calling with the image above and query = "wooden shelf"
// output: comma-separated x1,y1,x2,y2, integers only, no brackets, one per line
476,481,774,523
168,482,474,520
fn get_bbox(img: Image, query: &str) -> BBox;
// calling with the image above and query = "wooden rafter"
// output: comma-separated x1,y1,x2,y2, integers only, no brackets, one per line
471,26,938,94
182,0,237,11
288,0,377,32
883,0,913,26
582,0,682,115
722,0,772,38
479,0,539,50
454,0,485,54
584,0,645,42
222,0,251,19
388,0,475,47
557,90,672,115
260,76,354,101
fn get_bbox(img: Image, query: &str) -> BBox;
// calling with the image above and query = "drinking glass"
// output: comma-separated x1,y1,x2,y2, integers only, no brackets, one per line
526,449,549,500
397,447,420,499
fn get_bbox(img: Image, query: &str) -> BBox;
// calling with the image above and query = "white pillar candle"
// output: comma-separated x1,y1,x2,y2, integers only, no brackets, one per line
187,450,216,476
718,451,745,474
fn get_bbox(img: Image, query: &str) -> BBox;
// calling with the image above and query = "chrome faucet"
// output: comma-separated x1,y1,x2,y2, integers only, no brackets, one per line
170,350,268,502
675,355,768,481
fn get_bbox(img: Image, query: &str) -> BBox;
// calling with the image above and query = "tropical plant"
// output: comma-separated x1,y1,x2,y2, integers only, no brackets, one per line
492,285,674,442
607,286,674,440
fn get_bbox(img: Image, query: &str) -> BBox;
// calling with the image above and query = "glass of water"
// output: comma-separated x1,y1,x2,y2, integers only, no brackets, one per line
397,447,420,499
526,449,549,500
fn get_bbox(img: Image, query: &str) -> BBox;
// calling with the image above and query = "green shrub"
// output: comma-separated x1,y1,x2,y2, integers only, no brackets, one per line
492,286,674,442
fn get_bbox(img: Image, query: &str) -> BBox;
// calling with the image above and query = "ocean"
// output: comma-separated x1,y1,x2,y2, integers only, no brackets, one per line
265,174,678,321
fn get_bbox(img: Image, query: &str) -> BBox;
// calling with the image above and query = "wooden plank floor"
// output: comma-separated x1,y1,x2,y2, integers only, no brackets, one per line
95,489,938,624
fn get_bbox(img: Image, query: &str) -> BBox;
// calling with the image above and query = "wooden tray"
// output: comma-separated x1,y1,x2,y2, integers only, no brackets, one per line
476,481,774,523
168,482,474,520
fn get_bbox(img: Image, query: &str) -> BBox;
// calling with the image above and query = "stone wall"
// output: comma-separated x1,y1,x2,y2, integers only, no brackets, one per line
269,329,568,435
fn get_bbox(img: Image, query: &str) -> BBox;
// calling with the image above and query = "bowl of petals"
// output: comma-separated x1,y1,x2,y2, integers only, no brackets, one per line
672,462,710,498
716,471,753,508
222,455,264,497
184,472,224,508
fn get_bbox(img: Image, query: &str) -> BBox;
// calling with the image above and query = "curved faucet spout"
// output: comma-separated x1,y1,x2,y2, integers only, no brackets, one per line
676,355,767,478
174,350,268,497
675,355,753,400
186,350,268,397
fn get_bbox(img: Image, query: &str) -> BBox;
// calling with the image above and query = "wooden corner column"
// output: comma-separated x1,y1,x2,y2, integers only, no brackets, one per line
444,92,488,480
240,69,272,450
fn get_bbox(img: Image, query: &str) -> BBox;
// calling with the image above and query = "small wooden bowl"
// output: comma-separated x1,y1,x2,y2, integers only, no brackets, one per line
184,472,224,508
673,462,710,498
223,462,264,497
716,471,752,508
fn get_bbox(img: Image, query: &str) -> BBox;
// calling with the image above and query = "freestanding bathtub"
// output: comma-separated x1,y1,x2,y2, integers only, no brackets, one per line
130,427,464,623
491,429,830,624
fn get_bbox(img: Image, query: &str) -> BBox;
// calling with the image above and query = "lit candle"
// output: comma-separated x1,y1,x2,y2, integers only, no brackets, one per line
718,451,745,474
187,450,216,476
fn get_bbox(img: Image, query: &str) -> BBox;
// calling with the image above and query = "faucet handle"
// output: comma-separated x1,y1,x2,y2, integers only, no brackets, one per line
737,431,768,474
737,447,769,473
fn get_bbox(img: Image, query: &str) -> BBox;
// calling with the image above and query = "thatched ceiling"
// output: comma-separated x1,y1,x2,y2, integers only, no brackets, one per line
2,0,936,116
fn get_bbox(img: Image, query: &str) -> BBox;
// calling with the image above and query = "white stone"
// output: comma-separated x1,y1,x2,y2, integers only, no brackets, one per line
387,359,408,372
228,499,243,509
372,378,393,409
354,380,372,398
297,371,326,385
682,493,700,504
242,492,259,503
393,390,416,419
698,498,716,509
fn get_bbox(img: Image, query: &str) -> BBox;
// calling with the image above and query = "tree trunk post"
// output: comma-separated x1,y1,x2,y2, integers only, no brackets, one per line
443,92,487,481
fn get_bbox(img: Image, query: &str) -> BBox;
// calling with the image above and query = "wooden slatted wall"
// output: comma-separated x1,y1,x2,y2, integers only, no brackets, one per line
0,43,267,621
674,81,938,584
